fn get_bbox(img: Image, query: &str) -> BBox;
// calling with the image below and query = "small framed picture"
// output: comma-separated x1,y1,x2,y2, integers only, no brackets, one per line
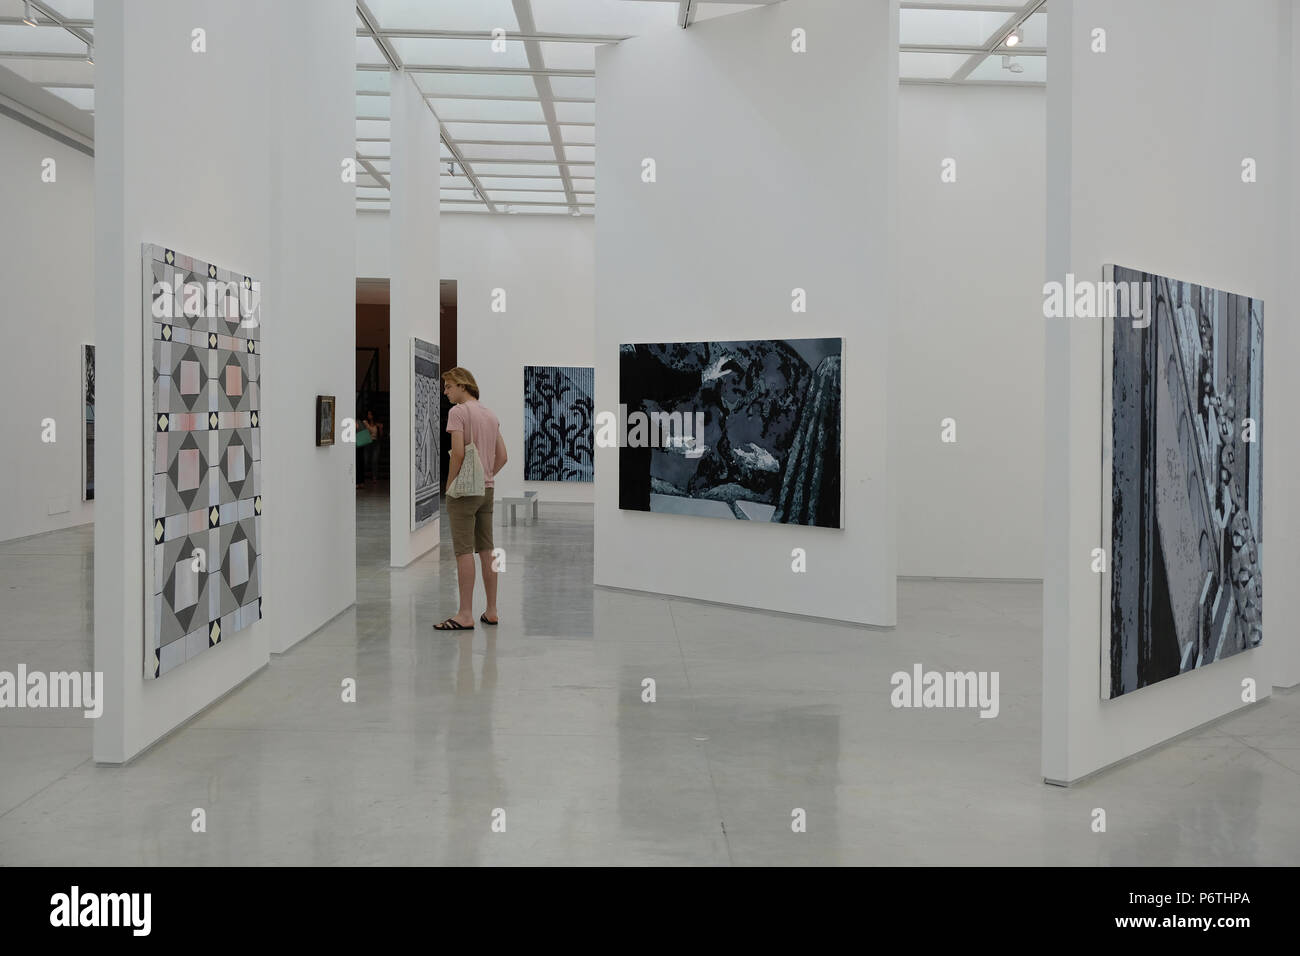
316,395,336,446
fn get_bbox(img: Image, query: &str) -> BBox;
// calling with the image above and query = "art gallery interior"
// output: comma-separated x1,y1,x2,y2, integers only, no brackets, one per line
0,0,1296,867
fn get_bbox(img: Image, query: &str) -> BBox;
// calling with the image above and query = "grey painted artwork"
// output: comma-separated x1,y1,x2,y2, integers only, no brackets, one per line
1104,265,1263,699
524,365,594,482
412,337,440,529
82,344,94,501
619,338,842,528
143,244,262,679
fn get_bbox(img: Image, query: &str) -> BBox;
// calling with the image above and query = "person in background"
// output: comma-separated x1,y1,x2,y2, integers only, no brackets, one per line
360,408,383,484
435,367,507,631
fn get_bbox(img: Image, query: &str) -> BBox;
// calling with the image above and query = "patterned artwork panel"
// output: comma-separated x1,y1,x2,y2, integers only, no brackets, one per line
524,366,594,482
412,338,440,530
144,244,262,679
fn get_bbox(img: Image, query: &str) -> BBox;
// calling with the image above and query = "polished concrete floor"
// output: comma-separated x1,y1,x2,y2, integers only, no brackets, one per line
0,488,1297,865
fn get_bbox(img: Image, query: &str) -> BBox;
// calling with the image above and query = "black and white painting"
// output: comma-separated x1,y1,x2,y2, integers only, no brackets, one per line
411,337,440,530
82,343,94,501
1103,265,1263,699
619,338,842,527
524,365,594,482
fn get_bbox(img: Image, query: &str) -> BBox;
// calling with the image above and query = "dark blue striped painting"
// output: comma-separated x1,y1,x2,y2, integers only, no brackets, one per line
524,366,594,482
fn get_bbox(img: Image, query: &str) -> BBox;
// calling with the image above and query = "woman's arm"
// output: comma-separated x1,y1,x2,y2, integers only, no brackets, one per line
447,429,465,486
493,430,508,477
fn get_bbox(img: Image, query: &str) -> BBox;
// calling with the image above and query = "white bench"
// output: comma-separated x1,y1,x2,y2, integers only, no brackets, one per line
498,490,540,525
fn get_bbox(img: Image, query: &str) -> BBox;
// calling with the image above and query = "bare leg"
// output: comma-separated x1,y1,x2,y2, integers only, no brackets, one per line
454,553,476,626
478,550,498,622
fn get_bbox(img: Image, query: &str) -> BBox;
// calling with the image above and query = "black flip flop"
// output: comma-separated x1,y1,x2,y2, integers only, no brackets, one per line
434,618,474,631
480,614,499,626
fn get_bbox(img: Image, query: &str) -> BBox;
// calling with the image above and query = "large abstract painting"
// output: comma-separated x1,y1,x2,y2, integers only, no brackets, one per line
143,244,262,679
619,338,842,527
1103,265,1263,699
524,365,594,482
82,344,94,501
412,337,440,529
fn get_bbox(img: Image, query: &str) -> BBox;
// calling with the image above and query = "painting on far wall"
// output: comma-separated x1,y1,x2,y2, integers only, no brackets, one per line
82,344,94,501
524,365,594,482
411,337,440,530
143,244,262,680
316,395,336,447
618,337,843,527
1103,265,1263,699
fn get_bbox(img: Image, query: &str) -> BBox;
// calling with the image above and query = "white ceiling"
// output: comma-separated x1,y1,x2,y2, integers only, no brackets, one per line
0,0,1047,217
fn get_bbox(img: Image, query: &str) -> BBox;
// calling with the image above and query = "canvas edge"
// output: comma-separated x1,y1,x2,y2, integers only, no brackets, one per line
141,245,156,680
1099,263,1116,700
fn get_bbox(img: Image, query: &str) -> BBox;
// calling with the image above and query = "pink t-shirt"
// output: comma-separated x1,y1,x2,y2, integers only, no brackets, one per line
446,400,501,488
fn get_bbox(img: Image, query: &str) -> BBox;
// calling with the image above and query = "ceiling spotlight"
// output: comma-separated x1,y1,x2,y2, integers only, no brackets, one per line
1005,26,1022,48
1001,54,1024,74
22,0,37,26
571,210,581,217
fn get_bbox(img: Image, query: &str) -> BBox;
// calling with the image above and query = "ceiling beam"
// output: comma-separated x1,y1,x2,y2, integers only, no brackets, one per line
512,0,579,216
359,28,630,44
357,63,593,77
949,0,1047,82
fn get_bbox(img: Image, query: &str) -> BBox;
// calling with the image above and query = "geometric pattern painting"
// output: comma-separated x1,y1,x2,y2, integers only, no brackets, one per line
82,343,94,501
1103,265,1263,699
412,337,439,530
143,244,262,679
619,338,842,527
524,365,594,482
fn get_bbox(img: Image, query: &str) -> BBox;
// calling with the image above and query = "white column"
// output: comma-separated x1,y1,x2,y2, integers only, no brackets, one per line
261,0,358,653
388,72,442,567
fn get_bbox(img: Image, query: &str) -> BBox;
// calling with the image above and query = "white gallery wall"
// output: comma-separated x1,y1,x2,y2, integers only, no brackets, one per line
387,74,442,568
896,85,1046,579
0,112,94,543
441,213,596,503
1282,0,1300,689
1043,0,1295,783
94,0,357,763
260,0,357,654
593,0,898,625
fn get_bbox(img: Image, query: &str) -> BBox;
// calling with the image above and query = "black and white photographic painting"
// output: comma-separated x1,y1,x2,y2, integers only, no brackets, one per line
1103,265,1263,699
412,337,440,530
618,337,842,528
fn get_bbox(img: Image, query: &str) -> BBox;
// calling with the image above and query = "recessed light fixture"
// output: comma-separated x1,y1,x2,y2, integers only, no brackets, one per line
22,1,37,26
1005,26,1022,48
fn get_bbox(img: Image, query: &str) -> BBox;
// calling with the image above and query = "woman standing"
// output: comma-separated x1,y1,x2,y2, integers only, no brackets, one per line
435,367,507,631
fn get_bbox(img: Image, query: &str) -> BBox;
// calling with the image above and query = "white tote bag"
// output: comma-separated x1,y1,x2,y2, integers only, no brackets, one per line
447,405,487,498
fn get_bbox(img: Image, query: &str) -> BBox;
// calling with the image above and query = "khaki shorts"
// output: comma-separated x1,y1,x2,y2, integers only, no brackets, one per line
446,487,494,556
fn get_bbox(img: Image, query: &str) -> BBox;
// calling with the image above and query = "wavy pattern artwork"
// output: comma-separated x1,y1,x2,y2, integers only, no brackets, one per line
524,366,594,482
1105,266,1263,698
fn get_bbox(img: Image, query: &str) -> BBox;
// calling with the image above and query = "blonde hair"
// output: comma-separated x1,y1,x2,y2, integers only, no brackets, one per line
441,366,480,399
